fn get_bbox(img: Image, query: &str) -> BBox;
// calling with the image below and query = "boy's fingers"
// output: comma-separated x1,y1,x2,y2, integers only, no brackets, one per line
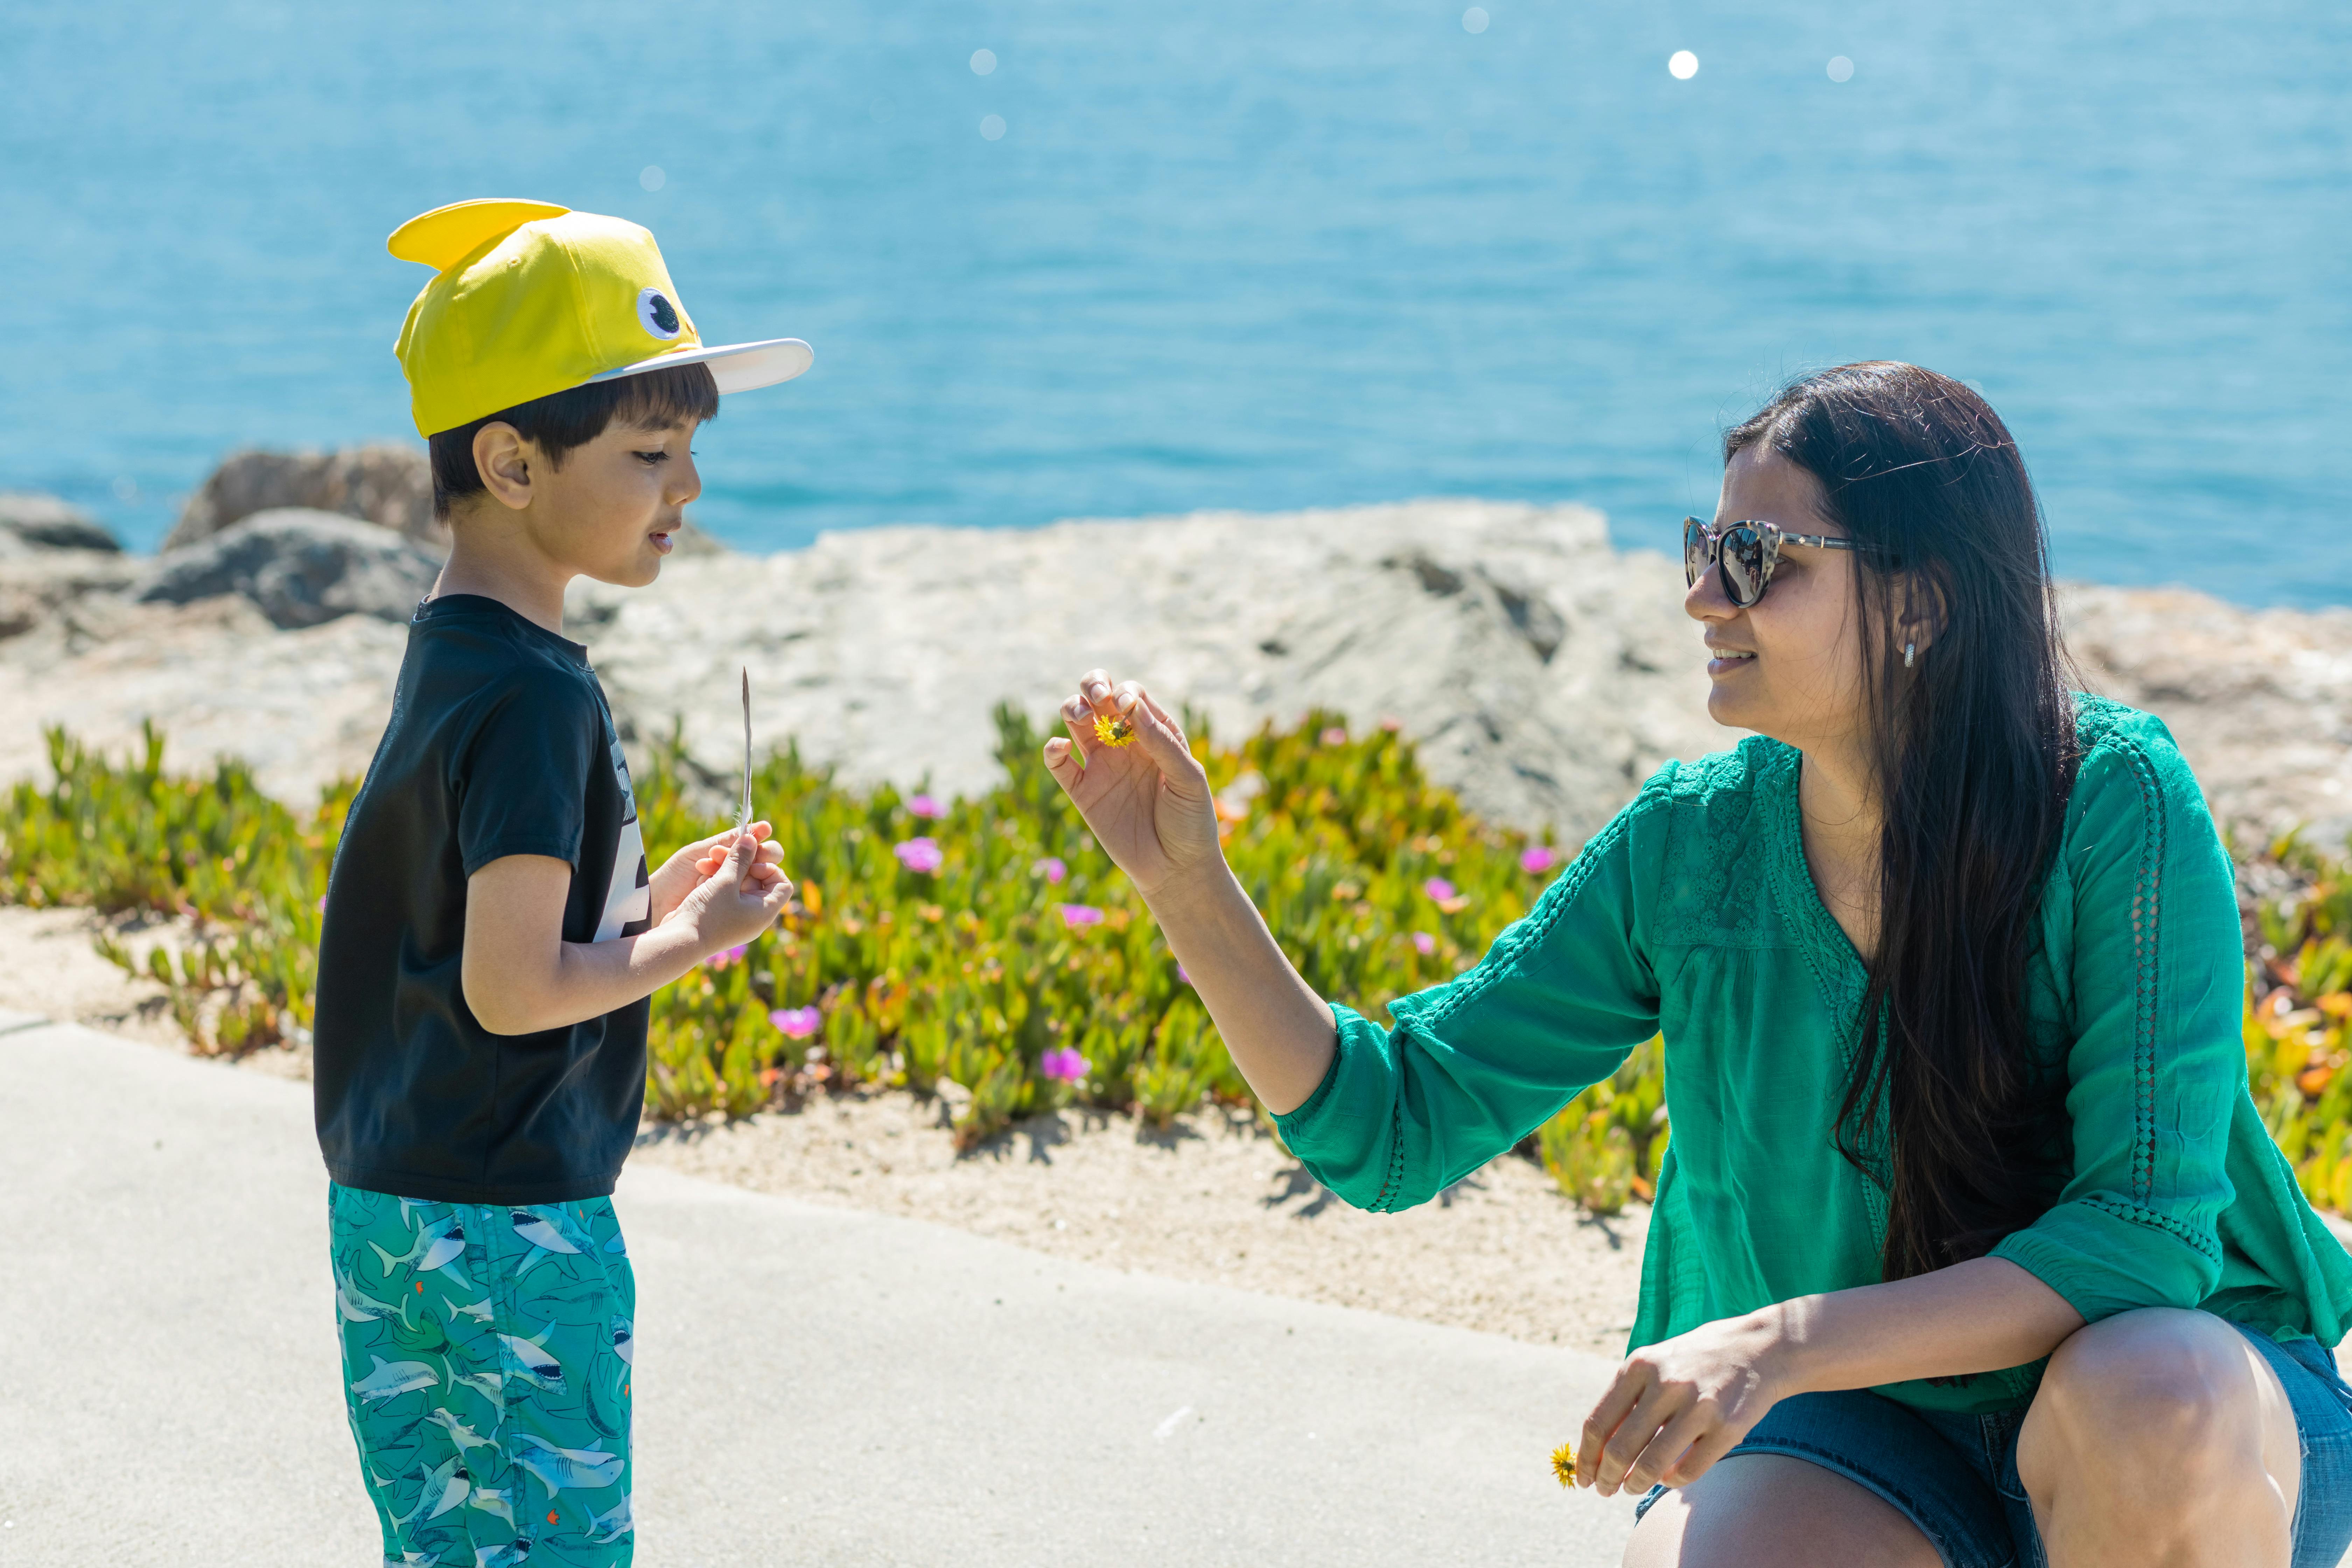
1077,668,1114,711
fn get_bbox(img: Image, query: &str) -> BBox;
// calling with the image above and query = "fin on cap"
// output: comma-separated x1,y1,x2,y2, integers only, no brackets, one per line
387,198,570,271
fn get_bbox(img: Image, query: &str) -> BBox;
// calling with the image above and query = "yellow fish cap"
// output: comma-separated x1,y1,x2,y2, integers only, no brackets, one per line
389,198,812,437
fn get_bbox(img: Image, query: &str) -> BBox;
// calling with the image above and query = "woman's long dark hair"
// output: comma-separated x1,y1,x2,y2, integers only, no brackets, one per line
1725,362,2081,1280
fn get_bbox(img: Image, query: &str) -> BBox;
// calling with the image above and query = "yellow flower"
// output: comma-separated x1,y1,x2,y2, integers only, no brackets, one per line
1551,1443,1577,1488
1094,712,1136,748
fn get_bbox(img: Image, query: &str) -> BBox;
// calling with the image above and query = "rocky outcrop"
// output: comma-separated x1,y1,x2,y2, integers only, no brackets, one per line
0,499,2346,848
135,509,440,630
0,493,121,554
164,445,446,556
573,500,1718,841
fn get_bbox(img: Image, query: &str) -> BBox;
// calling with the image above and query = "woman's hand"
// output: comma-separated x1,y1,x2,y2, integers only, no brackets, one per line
649,821,784,927
1574,1310,1793,1496
1042,669,1221,899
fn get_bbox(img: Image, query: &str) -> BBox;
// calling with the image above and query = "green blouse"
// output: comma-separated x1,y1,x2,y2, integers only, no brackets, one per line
1276,697,2352,1413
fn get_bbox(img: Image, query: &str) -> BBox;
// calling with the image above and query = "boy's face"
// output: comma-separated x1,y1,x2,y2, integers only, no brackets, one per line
520,416,704,588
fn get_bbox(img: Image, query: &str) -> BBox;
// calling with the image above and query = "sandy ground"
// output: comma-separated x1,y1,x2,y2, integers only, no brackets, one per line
0,905,1648,1357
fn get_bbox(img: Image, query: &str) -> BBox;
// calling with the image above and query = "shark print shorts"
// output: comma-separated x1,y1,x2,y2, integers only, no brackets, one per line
330,1182,636,1567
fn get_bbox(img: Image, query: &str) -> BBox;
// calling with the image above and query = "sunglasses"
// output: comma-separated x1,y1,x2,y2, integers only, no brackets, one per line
1683,516,1859,608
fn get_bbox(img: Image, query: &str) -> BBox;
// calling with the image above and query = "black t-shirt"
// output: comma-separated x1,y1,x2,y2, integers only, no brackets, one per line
313,594,652,1205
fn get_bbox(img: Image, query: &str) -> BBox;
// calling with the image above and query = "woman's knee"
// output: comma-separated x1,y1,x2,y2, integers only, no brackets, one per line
2017,1308,2275,1502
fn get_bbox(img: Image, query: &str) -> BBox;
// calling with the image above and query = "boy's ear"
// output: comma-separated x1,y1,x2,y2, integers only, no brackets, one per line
472,421,535,512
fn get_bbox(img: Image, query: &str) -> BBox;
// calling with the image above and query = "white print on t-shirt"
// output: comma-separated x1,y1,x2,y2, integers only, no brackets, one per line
594,728,652,941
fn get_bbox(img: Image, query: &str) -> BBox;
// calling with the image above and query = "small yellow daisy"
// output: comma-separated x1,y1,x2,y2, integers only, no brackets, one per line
1551,1443,1578,1488
1094,711,1136,747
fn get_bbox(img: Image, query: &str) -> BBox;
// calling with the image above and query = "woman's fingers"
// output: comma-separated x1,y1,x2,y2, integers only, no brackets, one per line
1593,1382,1680,1496
1620,1402,1712,1493
1576,1362,1651,1488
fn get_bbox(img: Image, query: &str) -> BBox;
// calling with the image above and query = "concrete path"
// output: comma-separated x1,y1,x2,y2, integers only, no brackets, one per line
0,1014,1637,1566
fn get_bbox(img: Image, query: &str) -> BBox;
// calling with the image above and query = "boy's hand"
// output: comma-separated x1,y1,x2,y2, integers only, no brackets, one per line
648,822,783,926
673,827,794,954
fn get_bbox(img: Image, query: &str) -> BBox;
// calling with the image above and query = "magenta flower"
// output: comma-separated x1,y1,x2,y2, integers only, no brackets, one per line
1058,903,1106,929
1177,962,1192,985
1413,931,1437,956
1319,725,1349,746
1423,877,1456,902
894,836,944,874
908,793,945,820
316,895,328,912
1520,846,1559,874
1040,1046,1090,1083
770,1006,822,1040
1032,856,1068,884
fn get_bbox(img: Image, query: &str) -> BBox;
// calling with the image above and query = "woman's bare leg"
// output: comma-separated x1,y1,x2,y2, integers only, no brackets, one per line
2016,1307,2300,1568
1623,1453,1944,1568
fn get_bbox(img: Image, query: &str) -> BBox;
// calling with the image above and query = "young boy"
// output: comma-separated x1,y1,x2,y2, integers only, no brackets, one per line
313,198,811,1566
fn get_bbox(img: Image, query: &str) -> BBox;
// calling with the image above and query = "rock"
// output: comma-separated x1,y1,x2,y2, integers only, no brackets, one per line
166,445,446,556
4,497,2348,850
0,493,122,554
0,550,142,640
573,500,1728,842
135,509,440,630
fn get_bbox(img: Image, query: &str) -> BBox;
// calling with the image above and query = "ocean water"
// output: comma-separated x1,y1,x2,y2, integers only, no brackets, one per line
3,1,2346,607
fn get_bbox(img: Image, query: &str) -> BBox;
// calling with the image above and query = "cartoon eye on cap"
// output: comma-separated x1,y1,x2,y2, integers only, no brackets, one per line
636,286,683,341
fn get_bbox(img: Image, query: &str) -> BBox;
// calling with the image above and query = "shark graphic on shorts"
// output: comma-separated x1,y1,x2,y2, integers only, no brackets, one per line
351,1354,442,1404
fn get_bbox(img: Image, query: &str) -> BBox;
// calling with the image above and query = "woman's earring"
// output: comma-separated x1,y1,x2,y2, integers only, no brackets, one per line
1904,641,1916,669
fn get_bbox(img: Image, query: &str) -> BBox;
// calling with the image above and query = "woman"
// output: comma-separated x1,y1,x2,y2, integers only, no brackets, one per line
1042,362,2352,1568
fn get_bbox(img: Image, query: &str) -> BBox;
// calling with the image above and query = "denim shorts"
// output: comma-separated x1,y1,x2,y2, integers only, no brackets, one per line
1634,1320,2352,1568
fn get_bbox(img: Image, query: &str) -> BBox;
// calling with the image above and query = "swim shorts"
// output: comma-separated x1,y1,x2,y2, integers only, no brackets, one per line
330,1182,636,1567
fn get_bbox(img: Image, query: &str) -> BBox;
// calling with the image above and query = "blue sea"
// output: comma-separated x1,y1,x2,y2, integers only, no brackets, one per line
4,1,2347,607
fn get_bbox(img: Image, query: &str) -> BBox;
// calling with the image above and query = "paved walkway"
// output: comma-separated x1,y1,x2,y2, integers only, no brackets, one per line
0,1013,1636,1566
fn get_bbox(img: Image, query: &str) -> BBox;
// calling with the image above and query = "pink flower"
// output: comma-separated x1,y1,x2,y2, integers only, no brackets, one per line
1040,1046,1090,1083
1177,963,1192,985
894,836,944,874
1058,903,1105,929
1032,856,1068,884
710,943,748,969
770,1006,822,1040
1413,931,1437,956
1520,846,1559,874
316,895,328,912
1423,877,1456,902
908,793,945,820
1319,725,1349,746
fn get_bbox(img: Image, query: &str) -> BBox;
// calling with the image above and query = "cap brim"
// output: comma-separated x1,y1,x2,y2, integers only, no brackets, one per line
588,337,814,394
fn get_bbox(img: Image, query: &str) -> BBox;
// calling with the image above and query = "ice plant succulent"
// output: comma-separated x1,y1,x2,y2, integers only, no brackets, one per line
770,1006,822,1040
1058,903,1106,929
1520,846,1559,874
906,793,944,820
1031,856,1067,884
1040,1046,1089,1083
893,836,944,874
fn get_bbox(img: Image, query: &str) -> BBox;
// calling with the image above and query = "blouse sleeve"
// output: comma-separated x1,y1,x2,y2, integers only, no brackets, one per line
1273,772,1671,1213
1988,710,2242,1321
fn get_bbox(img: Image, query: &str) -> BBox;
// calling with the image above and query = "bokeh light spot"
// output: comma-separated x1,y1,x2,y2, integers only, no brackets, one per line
638,165,665,192
1462,7,1489,33
1827,55,1854,83
1668,50,1699,80
979,114,1006,141
970,48,996,76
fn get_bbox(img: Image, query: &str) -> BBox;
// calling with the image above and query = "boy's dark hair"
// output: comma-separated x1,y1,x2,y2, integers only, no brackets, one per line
428,360,720,519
